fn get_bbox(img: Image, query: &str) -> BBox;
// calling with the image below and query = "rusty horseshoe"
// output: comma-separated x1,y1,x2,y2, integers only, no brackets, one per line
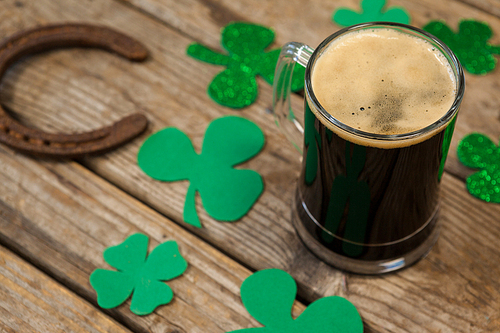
0,23,149,157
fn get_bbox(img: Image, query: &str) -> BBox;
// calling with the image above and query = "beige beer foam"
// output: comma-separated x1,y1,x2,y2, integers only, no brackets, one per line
310,28,457,148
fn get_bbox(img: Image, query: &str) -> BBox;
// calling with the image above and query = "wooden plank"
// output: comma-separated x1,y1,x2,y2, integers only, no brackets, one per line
0,144,308,332
455,0,500,18
0,245,131,333
0,0,498,331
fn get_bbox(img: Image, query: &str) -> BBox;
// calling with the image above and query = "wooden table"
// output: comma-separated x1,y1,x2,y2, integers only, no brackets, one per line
0,0,499,332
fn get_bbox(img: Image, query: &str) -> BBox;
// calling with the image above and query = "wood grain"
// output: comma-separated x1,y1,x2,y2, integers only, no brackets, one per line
0,144,308,332
0,245,131,333
0,0,498,332
455,0,500,18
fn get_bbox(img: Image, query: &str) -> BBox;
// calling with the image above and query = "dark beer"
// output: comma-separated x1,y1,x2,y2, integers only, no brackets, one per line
292,27,459,270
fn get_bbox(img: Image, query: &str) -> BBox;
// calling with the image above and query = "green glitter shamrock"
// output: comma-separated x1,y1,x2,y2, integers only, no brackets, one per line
187,22,305,109
333,0,410,27
457,133,500,203
90,233,188,315
137,116,265,227
423,20,500,75
228,269,363,333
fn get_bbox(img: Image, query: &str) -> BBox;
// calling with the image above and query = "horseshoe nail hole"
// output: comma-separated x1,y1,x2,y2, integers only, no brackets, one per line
4,128,10,134
43,140,50,146
11,131,23,139
22,135,29,141
28,138,44,145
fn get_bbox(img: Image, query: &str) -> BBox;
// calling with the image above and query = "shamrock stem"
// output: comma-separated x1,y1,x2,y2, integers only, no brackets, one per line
183,185,202,228
489,44,500,55
187,43,231,66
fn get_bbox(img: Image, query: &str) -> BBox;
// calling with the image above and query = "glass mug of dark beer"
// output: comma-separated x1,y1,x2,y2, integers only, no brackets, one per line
273,22,465,274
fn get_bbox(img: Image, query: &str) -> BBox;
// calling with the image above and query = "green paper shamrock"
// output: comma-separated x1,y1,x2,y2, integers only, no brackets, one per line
457,133,500,203
228,269,363,333
138,116,265,227
423,20,500,75
187,22,305,109
333,0,410,27
90,233,187,315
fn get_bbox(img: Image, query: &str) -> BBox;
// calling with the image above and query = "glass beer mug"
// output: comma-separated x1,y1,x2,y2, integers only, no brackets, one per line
272,22,465,274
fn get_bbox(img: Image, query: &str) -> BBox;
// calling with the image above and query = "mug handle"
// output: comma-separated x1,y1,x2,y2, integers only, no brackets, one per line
272,42,315,153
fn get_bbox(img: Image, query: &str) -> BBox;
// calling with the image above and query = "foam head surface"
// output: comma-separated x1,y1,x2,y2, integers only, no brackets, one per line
311,28,456,147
